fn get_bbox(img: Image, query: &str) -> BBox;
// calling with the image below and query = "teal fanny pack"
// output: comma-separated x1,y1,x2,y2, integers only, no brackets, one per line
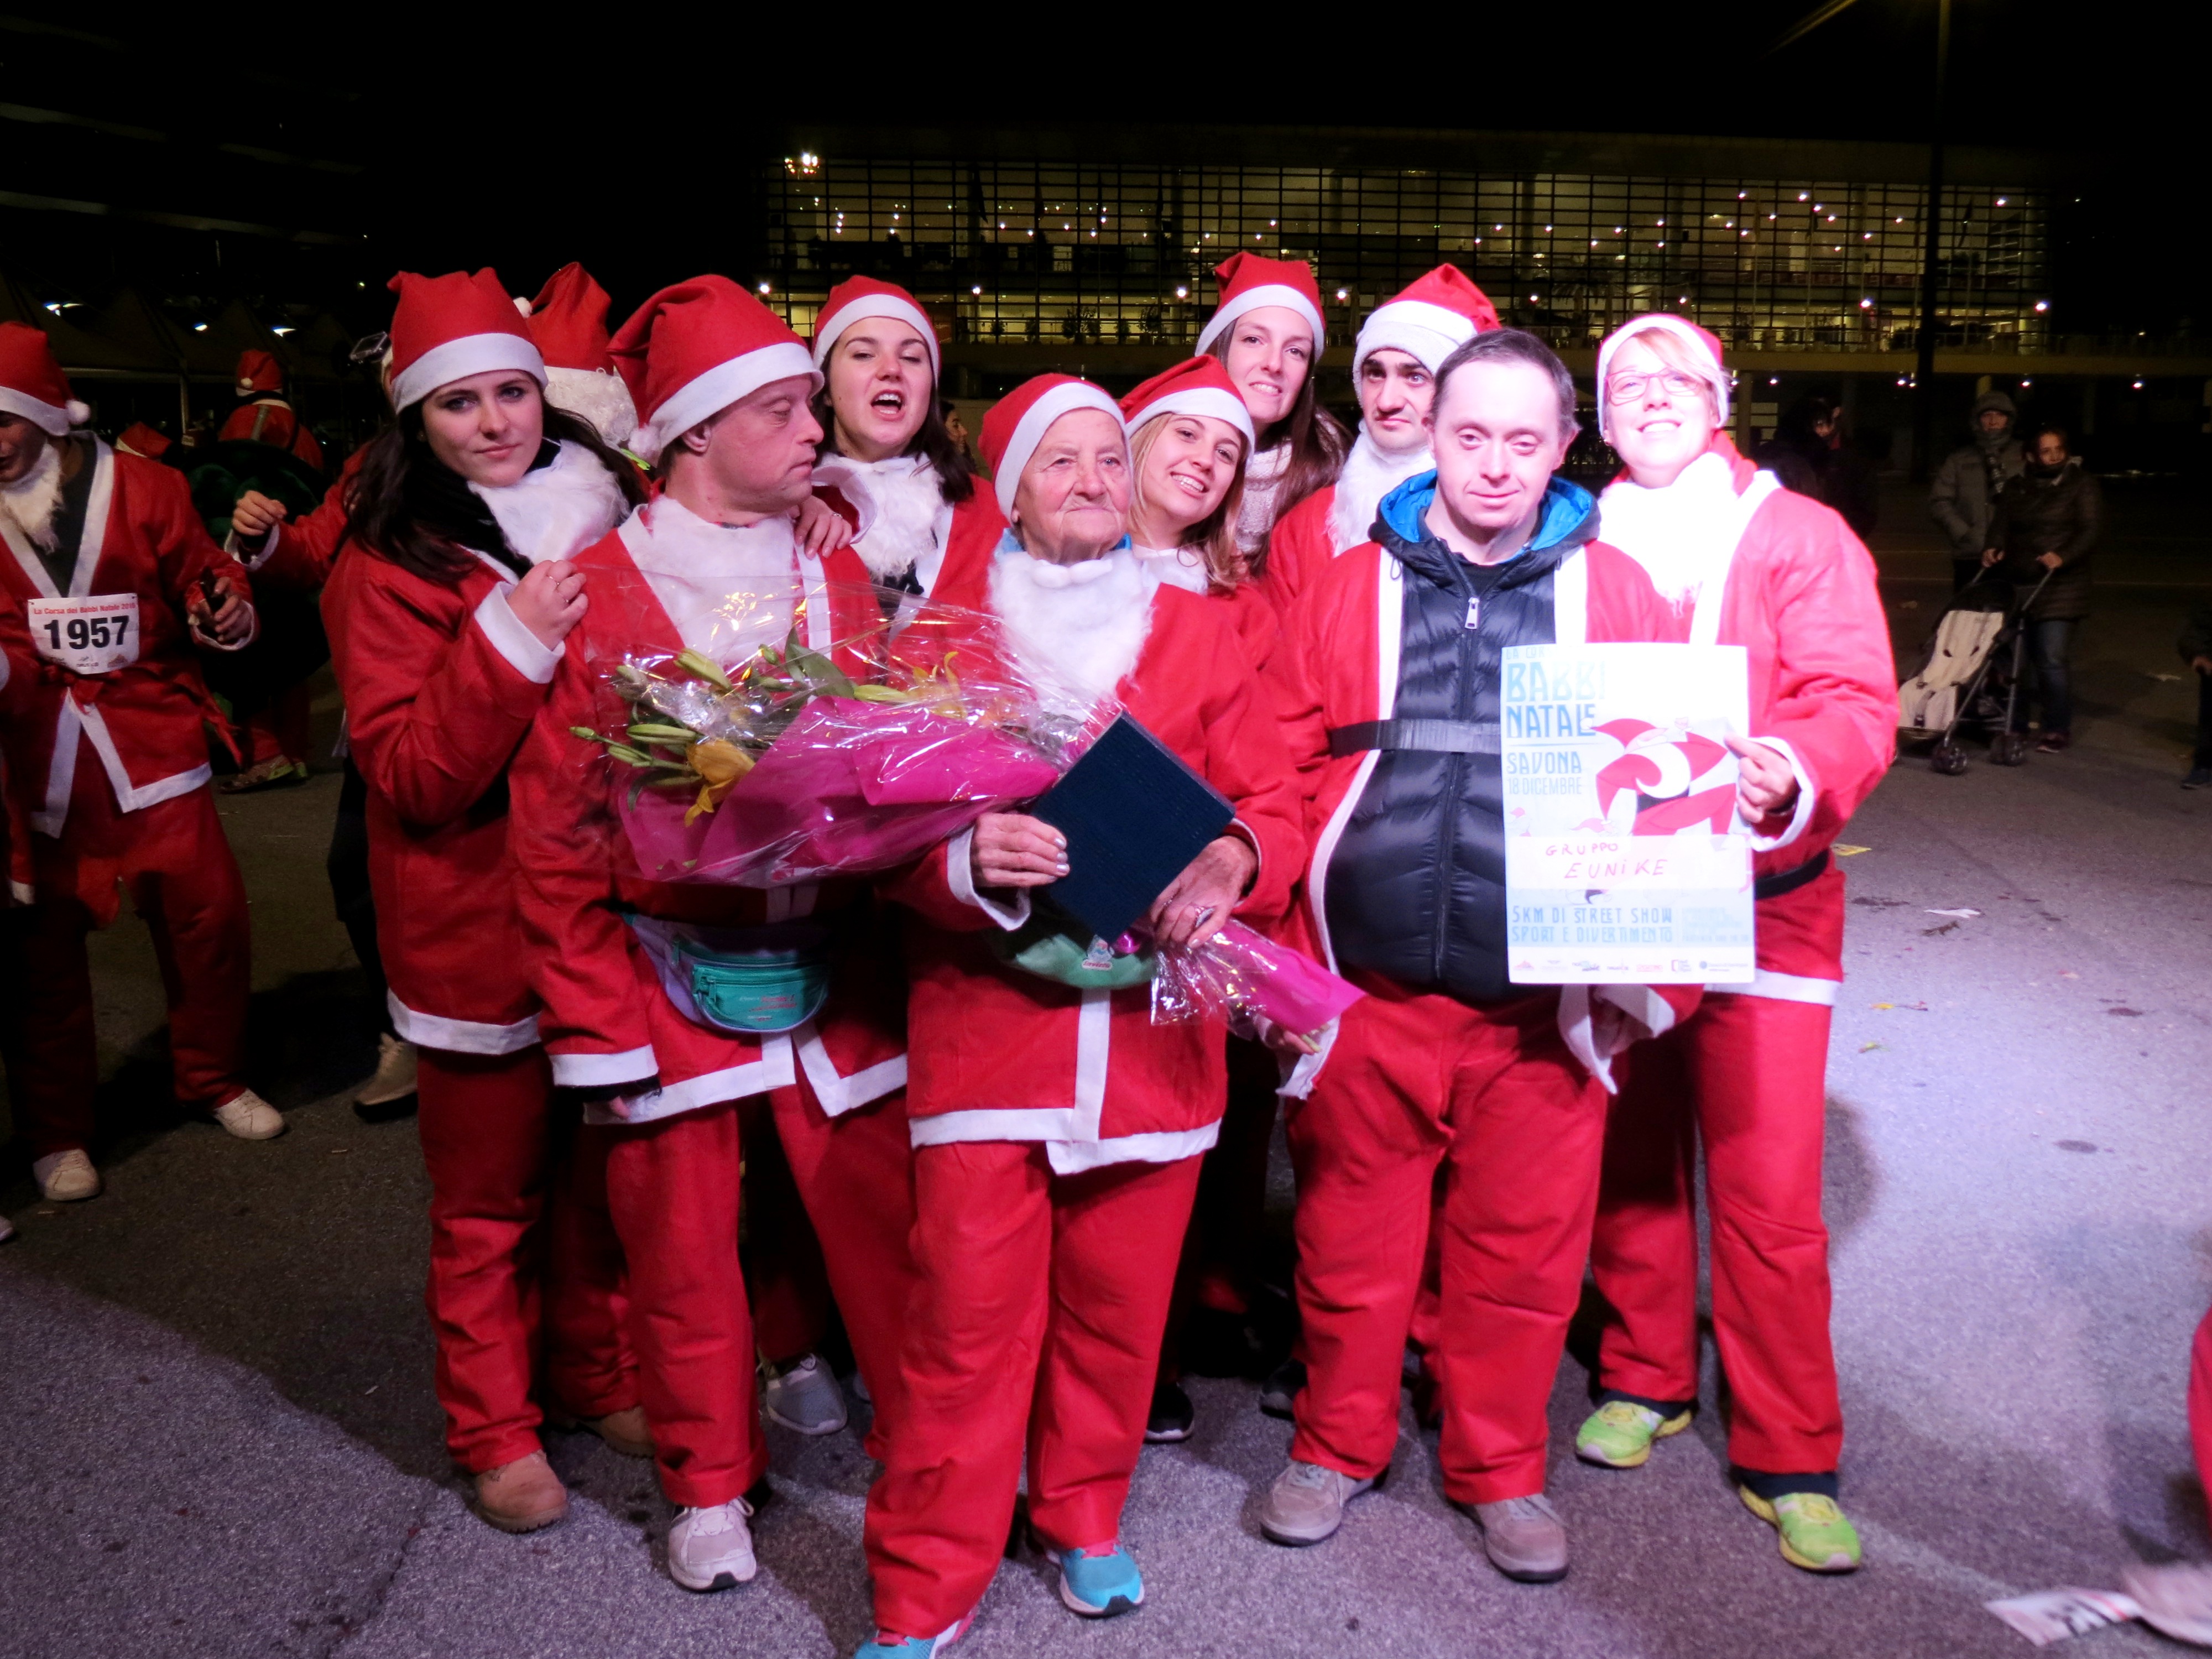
628,916,836,1035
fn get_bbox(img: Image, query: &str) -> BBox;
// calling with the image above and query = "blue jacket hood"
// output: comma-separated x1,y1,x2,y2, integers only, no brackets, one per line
1376,469,1598,564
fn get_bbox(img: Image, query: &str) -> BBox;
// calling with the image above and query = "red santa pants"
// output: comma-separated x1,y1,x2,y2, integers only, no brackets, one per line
14,770,250,1155
742,1099,833,1366
864,1141,1201,1638
1288,984,1604,1506
2189,1305,2212,1506
1588,989,1843,1475
417,1044,556,1473
552,1098,766,1510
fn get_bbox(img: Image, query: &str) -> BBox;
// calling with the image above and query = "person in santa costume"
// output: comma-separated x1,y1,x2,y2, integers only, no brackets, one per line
1262,264,1498,613
1258,328,1693,1582
320,269,646,1535
1572,315,1896,1574
504,276,915,1595
1196,253,1345,566
518,262,641,453
216,348,324,472
808,274,1002,599
0,320,272,1203
855,374,1303,1657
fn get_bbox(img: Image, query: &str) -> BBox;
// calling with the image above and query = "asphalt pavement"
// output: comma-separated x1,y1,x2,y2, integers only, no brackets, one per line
2,476,2208,1659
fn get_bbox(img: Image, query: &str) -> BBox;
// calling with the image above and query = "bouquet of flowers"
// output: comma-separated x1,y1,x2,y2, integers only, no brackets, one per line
571,581,1102,887
1145,920,1364,1046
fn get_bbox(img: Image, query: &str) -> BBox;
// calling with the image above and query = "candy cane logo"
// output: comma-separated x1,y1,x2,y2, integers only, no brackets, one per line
1593,719,1735,836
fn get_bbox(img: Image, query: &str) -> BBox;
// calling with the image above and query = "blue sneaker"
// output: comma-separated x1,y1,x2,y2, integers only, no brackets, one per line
850,1615,969,1657
1048,1541,1145,1618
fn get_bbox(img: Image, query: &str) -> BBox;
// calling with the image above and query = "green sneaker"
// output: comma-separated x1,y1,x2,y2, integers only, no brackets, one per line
1573,1400,1692,1469
1738,1487,1862,1573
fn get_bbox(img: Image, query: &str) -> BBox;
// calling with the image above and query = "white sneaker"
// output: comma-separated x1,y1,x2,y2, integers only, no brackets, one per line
210,1089,285,1141
669,1498,757,1592
356,1034,418,1107
763,1352,849,1435
32,1149,101,1202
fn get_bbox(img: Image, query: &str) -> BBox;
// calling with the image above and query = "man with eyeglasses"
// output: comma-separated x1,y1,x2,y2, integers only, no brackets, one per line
1259,327,1696,1582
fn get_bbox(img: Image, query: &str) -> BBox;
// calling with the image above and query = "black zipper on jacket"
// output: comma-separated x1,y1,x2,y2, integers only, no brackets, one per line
1429,553,1480,986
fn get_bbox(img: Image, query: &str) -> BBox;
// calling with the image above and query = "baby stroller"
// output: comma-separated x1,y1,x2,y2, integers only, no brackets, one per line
1896,567,2055,774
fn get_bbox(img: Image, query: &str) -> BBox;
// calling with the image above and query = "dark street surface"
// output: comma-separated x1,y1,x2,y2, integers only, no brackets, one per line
2,476,2208,1658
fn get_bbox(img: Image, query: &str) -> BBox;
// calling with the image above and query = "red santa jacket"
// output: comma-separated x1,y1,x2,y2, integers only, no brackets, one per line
506,499,906,1126
814,459,1004,601
1269,506,1697,1093
1258,482,1335,616
322,546,561,1051
0,441,251,839
1597,438,1898,993
216,398,324,473
883,546,1305,1171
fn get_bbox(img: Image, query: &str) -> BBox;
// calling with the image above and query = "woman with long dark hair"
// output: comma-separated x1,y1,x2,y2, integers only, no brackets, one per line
321,269,644,1535
808,275,1003,598
1195,253,1346,572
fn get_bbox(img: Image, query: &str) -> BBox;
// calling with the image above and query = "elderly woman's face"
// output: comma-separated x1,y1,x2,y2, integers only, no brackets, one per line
1011,408,1130,564
1605,335,1720,486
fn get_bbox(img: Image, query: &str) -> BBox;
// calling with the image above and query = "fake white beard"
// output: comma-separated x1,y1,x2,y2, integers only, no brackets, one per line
1329,427,1433,554
545,368,640,452
988,542,1157,715
812,452,952,582
471,440,629,567
1234,440,1292,556
0,440,66,554
625,495,803,661
1596,450,1740,607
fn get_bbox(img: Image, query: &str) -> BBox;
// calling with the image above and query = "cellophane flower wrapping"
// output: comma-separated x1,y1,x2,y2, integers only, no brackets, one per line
1147,920,1364,1041
575,577,1110,887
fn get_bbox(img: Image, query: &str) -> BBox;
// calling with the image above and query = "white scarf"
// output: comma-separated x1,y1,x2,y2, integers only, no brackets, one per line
1596,450,1741,609
0,440,66,554
1132,543,1211,596
1328,427,1434,554
471,440,629,567
811,452,953,587
988,538,1158,716
1234,440,1292,557
623,496,802,661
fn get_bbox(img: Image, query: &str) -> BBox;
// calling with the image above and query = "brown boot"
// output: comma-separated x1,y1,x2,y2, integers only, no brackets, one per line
580,1407,653,1459
471,1451,568,1534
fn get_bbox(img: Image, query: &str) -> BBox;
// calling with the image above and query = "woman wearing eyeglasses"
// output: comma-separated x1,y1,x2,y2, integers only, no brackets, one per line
1573,315,1897,1573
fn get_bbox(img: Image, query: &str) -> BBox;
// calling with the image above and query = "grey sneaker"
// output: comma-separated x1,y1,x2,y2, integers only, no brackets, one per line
763,1352,848,1436
1258,1458,1379,1546
1470,1493,1568,1582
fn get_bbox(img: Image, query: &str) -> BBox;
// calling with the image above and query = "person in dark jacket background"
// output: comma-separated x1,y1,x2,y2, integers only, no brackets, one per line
1983,422,2101,752
1755,394,1877,540
2180,605,2212,789
1932,390,2026,591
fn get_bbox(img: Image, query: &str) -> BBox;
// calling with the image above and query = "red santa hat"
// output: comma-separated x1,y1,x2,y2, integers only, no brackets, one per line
978,373,1124,519
1193,252,1327,359
385,269,545,412
1594,313,1731,439
609,276,819,465
0,321,90,435
115,421,172,460
1353,265,1499,377
811,275,940,379
234,348,285,398
1117,357,1255,450
520,262,617,372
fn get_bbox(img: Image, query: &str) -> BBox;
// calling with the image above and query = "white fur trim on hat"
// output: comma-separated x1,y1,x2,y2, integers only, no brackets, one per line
993,382,1126,519
0,388,88,436
1354,298,1482,377
632,341,820,465
1126,385,1255,450
812,295,940,378
389,332,547,411
1194,284,1325,359
1595,316,1729,440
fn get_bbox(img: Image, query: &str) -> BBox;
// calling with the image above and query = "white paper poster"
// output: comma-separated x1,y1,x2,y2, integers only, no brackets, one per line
1502,642,1755,985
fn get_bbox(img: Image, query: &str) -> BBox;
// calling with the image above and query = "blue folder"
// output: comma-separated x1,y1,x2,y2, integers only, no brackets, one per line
1027,713,1234,945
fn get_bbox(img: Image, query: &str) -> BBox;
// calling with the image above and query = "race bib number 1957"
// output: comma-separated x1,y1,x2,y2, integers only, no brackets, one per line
29,594,140,675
